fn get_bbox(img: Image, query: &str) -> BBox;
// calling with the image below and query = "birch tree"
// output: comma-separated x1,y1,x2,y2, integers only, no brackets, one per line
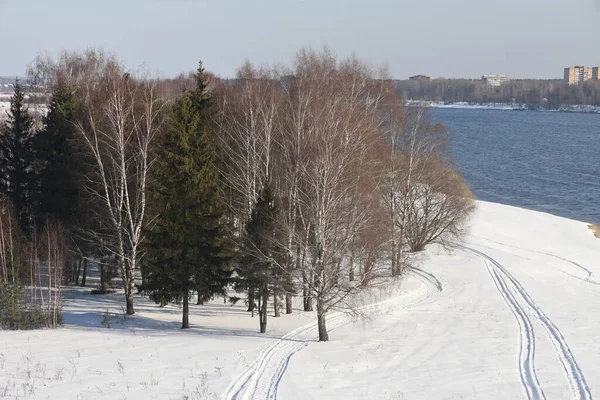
283,49,389,341
73,55,166,315
215,63,283,311
384,107,474,252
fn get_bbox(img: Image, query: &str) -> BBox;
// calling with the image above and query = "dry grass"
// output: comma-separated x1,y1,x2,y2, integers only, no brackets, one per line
588,224,600,238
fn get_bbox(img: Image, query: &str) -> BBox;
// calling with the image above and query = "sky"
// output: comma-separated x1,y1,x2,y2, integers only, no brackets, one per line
1,0,599,80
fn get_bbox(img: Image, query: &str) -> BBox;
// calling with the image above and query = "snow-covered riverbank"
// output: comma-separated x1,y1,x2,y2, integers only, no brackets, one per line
1,200,599,399
408,100,600,114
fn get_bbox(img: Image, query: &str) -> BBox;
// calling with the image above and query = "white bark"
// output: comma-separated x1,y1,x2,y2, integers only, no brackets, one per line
75,63,165,315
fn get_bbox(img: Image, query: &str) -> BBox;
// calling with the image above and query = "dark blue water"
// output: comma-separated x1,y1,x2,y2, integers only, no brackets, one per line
432,108,600,224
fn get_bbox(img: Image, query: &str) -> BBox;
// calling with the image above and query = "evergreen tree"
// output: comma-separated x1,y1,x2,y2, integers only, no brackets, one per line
33,83,79,226
0,81,36,233
238,185,286,333
141,63,233,329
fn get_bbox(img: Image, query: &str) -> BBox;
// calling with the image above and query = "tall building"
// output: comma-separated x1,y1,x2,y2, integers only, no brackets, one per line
482,75,510,87
594,67,600,81
409,75,433,81
564,66,598,85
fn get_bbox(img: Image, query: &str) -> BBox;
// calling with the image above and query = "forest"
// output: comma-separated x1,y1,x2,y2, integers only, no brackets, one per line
0,48,474,341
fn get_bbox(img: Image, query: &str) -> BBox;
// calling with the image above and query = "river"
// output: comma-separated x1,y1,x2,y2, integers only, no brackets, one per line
431,108,600,224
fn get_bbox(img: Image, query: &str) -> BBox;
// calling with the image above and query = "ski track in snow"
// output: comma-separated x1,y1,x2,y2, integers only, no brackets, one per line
221,268,442,400
407,266,443,292
475,236,600,286
483,256,546,400
462,245,593,400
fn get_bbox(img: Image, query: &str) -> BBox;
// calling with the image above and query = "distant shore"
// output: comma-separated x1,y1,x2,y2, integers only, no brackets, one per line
407,100,600,114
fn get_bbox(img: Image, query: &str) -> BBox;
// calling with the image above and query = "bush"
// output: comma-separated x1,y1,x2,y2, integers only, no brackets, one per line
0,282,49,330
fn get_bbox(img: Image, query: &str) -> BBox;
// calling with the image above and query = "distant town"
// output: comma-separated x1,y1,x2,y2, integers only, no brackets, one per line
408,66,600,87
2,65,600,112
402,66,600,109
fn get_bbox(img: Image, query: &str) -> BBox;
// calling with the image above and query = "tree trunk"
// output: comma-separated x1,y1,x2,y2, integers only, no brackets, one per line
261,289,268,333
304,292,313,311
391,190,397,277
317,300,328,342
273,290,280,317
124,263,136,315
395,245,403,277
302,273,313,311
258,287,268,333
80,258,88,287
196,291,202,305
125,290,135,315
349,255,355,282
74,258,82,286
285,293,293,314
247,287,255,312
99,258,107,292
182,290,189,329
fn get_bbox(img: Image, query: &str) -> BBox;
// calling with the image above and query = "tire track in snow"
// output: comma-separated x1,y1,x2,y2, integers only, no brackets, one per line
462,245,593,400
222,269,442,400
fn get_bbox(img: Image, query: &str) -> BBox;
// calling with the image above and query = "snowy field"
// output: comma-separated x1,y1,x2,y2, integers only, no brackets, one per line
0,101,47,121
1,200,599,399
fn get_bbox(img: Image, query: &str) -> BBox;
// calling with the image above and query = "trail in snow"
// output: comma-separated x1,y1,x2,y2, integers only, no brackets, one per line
408,266,443,292
462,245,593,400
482,256,546,400
221,269,442,400
474,236,600,285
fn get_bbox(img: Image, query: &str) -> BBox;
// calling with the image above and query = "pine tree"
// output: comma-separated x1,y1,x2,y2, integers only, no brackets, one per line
33,83,79,226
0,81,36,234
238,185,286,333
141,62,233,329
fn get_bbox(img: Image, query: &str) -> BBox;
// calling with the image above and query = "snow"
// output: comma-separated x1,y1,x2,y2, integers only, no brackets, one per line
2,200,600,399
0,101,47,121
407,100,600,114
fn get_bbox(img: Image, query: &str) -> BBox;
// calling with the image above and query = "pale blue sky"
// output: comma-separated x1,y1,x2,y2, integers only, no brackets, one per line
1,0,599,79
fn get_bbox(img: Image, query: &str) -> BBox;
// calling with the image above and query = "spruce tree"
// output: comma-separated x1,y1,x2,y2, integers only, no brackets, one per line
141,63,232,329
238,185,286,333
33,83,79,226
0,81,36,233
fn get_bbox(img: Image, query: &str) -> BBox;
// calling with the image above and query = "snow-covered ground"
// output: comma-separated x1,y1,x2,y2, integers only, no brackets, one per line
2,200,599,399
0,101,47,121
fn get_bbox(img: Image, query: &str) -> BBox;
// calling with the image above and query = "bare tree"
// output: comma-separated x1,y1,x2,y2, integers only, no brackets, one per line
384,107,474,252
0,200,19,285
216,49,473,342
215,62,280,230
0,199,66,329
41,218,67,328
71,54,166,315
215,63,282,311
402,156,474,251
277,49,390,341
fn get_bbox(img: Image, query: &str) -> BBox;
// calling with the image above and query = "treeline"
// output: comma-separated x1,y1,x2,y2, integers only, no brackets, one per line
0,80,70,329
0,49,474,340
396,79,600,108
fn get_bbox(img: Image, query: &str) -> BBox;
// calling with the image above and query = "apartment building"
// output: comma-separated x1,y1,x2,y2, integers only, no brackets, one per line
564,66,599,85
482,75,510,87
409,75,433,81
